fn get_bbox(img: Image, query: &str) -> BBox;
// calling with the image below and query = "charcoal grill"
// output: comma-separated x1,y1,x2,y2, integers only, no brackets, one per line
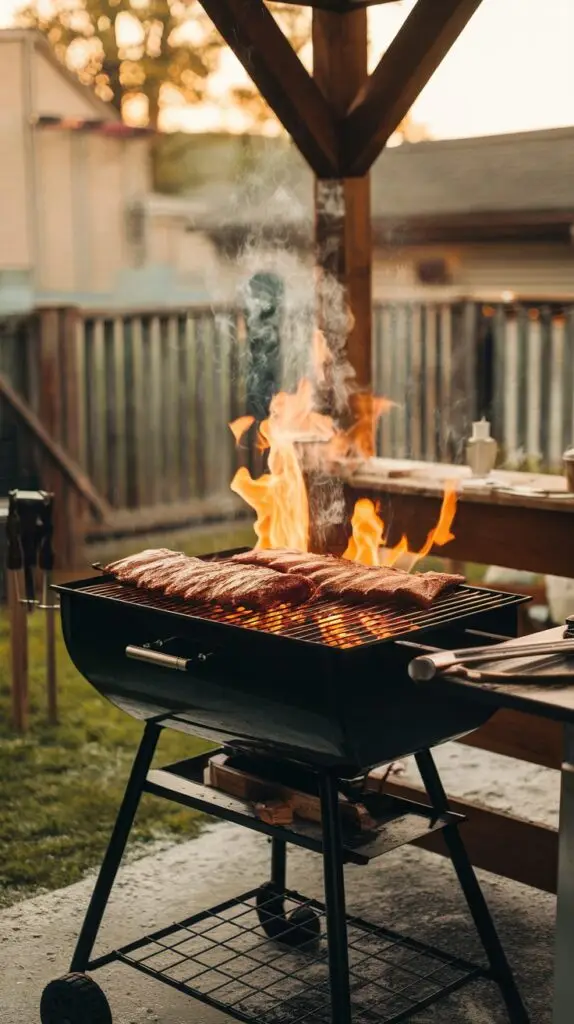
41,551,531,1024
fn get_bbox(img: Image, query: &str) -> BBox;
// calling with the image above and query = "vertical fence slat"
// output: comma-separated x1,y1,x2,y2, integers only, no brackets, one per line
503,313,519,465
184,314,199,499
165,315,181,503
112,317,128,508
201,316,216,499
89,317,108,497
379,304,392,457
548,314,565,471
409,304,422,460
218,314,233,496
438,304,453,462
526,312,542,466
75,316,88,473
392,304,408,459
425,305,438,461
148,316,163,507
492,305,506,454
566,310,574,454
130,316,147,508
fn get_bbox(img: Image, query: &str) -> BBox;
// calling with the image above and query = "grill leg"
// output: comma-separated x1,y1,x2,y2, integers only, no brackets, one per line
70,721,161,972
320,772,352,1024
271,838,287,890
415,749,529,1024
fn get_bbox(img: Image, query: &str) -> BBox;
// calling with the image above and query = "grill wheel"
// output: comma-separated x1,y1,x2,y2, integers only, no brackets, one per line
256,883,321,948
40,973,112,1024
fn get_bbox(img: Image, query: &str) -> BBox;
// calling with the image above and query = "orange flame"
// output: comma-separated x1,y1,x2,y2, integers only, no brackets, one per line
229,339,457,569
344,485,458,569
343,499,384,565
231,379,335,551
229,415,254,445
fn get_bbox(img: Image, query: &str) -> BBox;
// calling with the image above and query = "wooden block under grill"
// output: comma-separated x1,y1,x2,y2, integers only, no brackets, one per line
254,800,294,826
206,754,375,831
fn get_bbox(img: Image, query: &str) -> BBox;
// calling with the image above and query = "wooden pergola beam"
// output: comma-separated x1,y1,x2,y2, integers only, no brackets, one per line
343,0,484,177
198,0,340,177
313,10,372,394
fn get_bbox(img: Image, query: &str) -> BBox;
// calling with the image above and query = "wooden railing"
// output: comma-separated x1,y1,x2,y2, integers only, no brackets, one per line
373,298,574,471
0,297,572,565
76,306,248,532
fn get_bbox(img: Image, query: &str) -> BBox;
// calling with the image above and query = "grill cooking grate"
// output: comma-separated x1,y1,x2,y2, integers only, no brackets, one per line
114,887,483,1024
80,578,523,650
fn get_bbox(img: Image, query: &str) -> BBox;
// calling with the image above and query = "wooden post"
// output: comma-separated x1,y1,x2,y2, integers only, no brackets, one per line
61,306,84,570
36,307,84,569
309,11,371,555
313,10,372,416
8,571,28,732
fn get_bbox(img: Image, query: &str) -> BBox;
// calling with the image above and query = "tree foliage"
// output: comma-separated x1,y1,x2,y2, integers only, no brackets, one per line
18,0,311,128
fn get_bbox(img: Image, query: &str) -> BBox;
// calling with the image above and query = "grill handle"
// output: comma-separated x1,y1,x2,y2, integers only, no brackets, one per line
125,645,211,672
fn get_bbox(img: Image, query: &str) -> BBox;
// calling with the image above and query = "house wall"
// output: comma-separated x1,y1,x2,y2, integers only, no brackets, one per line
373,242,574,301
33,131,151,301
0,39,32,281
142,220,574,307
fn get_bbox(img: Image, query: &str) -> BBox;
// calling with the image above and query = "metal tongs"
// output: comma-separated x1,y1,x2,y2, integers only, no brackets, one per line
409,638,574,682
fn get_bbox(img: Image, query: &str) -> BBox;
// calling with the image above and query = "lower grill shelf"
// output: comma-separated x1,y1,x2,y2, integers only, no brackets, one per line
99,886,486,1024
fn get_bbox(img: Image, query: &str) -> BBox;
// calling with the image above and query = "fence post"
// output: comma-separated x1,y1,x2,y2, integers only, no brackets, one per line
35,306,83,569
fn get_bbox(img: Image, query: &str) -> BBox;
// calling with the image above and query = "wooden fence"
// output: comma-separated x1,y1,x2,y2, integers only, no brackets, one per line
76,307,248,528
373,299,574,471
0,297,572,565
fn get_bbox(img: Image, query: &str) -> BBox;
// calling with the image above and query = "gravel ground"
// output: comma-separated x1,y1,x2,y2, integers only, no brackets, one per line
0,741,559,1024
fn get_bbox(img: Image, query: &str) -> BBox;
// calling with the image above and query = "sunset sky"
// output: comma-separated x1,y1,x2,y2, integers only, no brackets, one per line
1,0,573,139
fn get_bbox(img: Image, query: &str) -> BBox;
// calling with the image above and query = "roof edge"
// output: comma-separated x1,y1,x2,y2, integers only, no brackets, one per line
0,28,120,123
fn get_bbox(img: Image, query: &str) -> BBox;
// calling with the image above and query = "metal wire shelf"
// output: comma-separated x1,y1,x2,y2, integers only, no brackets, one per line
107,886,486,1024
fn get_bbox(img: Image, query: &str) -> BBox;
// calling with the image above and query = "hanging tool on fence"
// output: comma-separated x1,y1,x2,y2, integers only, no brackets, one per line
6,490,59,731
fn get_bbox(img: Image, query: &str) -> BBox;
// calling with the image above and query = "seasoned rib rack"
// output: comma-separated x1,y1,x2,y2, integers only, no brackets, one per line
77,577,521,651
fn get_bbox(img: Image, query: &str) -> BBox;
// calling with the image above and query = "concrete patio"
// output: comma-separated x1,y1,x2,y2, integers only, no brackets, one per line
0,742,559,1023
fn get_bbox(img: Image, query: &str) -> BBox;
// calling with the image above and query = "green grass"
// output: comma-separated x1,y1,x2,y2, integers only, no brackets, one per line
0,611,215,908
0,521,258,909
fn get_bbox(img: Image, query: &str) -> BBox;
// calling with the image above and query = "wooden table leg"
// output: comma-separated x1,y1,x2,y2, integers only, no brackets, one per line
553,723,574,1023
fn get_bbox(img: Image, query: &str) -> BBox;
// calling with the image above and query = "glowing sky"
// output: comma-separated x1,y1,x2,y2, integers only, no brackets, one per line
1,0,574,139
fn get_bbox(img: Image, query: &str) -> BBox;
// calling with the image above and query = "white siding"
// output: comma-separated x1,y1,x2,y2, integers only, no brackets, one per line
373,242,574,302
36,130,75,291
85,135,126,293
0,39,31,270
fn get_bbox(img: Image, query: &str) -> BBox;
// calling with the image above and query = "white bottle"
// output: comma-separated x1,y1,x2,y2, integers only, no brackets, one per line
466,419,498,477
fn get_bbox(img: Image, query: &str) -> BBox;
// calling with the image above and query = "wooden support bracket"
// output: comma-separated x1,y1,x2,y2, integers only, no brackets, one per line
197,0,339,177
343,0,484,176
198,0,483,179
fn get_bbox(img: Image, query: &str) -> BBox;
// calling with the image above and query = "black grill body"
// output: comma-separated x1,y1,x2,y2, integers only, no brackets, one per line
56,564,525,774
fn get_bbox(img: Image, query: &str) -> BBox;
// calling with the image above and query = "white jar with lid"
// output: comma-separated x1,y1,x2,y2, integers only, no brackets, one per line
466,419,498,477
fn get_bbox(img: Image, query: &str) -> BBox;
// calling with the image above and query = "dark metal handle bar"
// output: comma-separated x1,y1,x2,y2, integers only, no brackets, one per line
409,640,574,682
125,645,211,672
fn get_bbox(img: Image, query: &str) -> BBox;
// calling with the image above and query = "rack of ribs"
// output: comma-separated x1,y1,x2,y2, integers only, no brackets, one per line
104,549,317,610
230,549,465,609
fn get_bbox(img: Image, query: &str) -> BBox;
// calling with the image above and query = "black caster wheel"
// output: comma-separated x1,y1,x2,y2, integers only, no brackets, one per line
40,972,112,1024
256,883,321,949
